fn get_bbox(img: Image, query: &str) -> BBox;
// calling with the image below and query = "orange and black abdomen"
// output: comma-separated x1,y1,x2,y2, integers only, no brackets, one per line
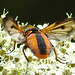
27,31,52,59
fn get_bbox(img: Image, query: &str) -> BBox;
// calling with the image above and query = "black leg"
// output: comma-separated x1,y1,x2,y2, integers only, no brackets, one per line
22,45,29,62
22,45,29,75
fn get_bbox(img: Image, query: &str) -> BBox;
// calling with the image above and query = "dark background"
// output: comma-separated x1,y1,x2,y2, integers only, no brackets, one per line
0,0,75,25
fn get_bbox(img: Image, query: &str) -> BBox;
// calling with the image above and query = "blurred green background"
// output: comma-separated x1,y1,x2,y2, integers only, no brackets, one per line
0,0,75,25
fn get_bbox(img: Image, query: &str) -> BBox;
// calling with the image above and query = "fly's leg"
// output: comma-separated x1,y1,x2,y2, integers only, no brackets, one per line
52,47,66,64
22,45,29,62
51,43,66,64
22,45,29,75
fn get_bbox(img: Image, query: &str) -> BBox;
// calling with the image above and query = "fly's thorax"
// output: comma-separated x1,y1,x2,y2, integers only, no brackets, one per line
23,26,38,38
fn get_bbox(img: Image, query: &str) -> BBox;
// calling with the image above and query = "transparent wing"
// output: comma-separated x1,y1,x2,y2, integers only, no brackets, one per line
3,17,25,43
41,18,75,41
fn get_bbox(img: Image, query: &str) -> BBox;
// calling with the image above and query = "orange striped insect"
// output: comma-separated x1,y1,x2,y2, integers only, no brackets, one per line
3,16,75,61
2,16,75,74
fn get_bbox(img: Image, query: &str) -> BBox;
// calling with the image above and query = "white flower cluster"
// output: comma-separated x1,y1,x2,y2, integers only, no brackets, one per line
0,9,75,75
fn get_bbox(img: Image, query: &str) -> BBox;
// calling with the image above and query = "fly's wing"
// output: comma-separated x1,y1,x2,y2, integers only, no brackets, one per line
3,17,25,43
41,18,75,41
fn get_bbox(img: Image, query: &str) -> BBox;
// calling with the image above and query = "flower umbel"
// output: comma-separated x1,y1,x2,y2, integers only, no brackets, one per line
0,10,75,75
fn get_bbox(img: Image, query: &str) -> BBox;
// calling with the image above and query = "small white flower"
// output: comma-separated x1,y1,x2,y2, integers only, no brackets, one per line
37,23,49,29
66,13,72,18
1,8,9,18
